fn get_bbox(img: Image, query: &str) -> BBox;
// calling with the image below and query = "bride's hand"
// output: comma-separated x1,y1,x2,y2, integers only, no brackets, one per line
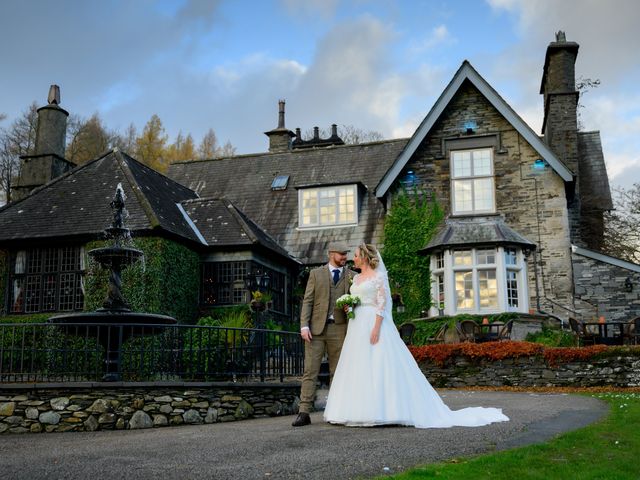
370,327,380,345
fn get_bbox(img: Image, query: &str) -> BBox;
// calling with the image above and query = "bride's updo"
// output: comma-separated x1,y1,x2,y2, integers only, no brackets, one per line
358,243,379,269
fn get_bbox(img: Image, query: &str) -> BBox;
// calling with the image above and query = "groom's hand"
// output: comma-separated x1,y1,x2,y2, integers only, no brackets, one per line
301,329,312,343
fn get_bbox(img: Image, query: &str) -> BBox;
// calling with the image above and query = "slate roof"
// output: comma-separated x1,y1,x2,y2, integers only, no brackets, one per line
180,197,298,263
578,131,613,210
168,139,409,263
420,216,537,254
0,149,200,244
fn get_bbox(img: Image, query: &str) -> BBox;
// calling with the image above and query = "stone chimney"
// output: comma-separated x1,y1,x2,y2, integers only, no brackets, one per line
264,99,295,153
12,85,75,201
540,31,580,175
540,32,582,244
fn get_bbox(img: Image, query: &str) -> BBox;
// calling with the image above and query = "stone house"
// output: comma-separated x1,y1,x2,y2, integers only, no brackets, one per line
0,32,638,324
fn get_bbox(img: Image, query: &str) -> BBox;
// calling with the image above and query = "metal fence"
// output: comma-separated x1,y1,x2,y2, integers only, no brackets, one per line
0,323,304,383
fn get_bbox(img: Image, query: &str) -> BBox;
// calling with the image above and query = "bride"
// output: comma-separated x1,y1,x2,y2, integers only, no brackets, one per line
323,243,509,428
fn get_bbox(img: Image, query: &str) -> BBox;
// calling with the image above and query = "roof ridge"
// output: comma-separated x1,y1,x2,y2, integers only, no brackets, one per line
113,150,161,229
222,199,260,245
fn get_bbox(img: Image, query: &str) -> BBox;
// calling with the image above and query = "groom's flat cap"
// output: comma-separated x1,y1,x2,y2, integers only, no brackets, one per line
328,242,350,254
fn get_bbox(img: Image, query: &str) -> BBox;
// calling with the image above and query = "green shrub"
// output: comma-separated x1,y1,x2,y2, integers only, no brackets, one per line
525,324,576,347
0,249,7,316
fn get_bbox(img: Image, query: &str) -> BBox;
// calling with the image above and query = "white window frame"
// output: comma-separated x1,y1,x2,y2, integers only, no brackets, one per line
450,148,496,215
429,246,529,316
298,184,358,229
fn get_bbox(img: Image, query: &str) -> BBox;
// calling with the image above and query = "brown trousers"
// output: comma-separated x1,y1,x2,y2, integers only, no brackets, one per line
298,322,347,413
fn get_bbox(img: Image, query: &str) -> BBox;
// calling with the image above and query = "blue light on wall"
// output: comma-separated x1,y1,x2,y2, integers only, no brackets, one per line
533,159,546,170
463,120,477,134
400,170,417,187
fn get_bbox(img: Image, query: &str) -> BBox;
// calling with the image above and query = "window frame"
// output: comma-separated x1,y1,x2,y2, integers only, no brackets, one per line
430,246,529,316
450,148,496,215
298,184,358,229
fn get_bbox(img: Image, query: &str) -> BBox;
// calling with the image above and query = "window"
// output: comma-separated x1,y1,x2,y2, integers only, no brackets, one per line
451,148,495,214
431,246,527,315
299,185,357,228
9,247,85,314
200,261,288,314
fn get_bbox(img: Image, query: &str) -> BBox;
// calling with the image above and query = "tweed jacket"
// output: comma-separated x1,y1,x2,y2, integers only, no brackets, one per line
300,265,355,336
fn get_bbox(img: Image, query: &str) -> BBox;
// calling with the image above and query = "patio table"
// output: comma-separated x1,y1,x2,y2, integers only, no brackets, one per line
583,322,625,345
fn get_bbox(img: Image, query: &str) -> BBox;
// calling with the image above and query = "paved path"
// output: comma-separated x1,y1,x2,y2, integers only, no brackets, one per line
0,390,607,480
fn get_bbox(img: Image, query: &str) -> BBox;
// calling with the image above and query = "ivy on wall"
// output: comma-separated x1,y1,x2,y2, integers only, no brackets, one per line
83,237,200,323
382,189,444,322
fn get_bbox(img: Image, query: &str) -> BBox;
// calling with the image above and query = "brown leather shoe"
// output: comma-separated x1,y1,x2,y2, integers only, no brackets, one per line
292,412,311,427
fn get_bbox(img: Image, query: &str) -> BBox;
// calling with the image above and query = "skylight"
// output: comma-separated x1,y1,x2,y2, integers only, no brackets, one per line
271,175,290,191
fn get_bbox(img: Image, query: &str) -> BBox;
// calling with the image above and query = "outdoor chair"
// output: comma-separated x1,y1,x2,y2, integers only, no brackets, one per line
427,323,448,344
398,322,416,345
458,320,482,343
568,317,596,346
497,319,514,341
624,316,640,345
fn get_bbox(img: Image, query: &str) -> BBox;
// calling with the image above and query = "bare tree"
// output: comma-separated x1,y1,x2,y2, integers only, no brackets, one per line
603,184,640,264
0,102,38,203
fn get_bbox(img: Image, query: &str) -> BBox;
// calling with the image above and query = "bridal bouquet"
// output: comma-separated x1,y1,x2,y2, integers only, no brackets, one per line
336,294,361,320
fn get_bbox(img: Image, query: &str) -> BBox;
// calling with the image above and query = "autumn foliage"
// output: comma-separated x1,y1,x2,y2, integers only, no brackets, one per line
408,341,630,367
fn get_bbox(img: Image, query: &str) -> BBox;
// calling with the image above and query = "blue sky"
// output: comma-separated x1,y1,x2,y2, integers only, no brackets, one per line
1,0,639,190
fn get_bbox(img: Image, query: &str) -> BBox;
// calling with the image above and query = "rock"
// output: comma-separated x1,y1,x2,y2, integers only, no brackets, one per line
204,408,218,424
183,409,203,424
266,401,282,416
234,400,254,420
0,402,15,416
116,418,126,430
153,415,168,426
63,417,82,424
98,413,116,424
0,423,9,434
39,411,61,425
132,398,145,409
9,427,29,434
5,416,23,425
169,415,183,425
171,400,191,408
221,395,242,402
67,405,82,412
30,423,43,433
129,411,153,429
192,401,209,409
19,400,44,406
87,399,110,413
84,416,99,432
183,391,201,396
50,397,70,411
154,396,173,403
25,407,40,420
159,404,173,414
11,395,28,401
72,411,89,418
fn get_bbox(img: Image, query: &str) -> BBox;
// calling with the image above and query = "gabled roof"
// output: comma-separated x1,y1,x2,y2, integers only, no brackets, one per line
168,139,408,263
572,245,640,273
180,197,299,263
0,149,200,244
420,215,536,254
376,61,574,197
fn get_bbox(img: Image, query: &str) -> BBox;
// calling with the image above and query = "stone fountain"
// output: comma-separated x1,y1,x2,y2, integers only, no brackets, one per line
49,184,176,381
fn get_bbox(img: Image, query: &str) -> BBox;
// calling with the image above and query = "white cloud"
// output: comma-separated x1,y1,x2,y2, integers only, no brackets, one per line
279,0,339,19
412,24,452,54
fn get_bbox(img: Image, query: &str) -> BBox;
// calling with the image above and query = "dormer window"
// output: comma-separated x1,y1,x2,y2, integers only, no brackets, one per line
451,148,495,215
298,184,357,228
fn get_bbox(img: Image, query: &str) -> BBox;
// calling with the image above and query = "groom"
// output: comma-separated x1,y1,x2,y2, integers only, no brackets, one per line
292,242,354,427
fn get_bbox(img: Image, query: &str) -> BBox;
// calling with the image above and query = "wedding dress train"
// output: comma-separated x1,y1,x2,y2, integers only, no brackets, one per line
323,273,509,428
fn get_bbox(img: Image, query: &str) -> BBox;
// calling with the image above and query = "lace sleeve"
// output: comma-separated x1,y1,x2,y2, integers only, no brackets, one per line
374,274,387,318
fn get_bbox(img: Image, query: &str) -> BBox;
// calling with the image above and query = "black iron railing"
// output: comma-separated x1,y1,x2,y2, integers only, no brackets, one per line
0,323,304,383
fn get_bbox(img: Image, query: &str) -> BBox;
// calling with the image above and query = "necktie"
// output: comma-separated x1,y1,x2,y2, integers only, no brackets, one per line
332,268,340,285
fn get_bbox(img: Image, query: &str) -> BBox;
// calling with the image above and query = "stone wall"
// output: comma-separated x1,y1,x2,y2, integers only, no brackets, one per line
418,355,640,389
0,382,299,435
572,251,640,321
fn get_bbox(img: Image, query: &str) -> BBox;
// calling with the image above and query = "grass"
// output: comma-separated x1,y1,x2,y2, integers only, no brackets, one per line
385,392,640,480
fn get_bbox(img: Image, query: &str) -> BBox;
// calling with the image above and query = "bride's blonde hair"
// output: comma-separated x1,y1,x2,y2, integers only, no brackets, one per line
358,243,379,269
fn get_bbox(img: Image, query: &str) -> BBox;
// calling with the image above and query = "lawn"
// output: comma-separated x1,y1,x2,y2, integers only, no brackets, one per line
386,392,640,480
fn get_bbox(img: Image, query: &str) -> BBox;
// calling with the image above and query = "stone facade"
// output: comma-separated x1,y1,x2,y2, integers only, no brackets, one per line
404,80,574,313
418,354,640,389
572,251,640,321
0,383,299,435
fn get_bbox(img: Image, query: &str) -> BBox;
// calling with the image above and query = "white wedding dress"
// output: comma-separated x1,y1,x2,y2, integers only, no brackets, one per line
324,268,509,428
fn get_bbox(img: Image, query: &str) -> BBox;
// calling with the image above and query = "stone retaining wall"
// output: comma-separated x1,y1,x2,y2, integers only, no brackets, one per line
419,355,640,388
0,382,299,435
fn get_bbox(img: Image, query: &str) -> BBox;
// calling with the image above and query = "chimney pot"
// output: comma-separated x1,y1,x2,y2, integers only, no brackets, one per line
47,85,61,105
313,127,319,140
278,99,286,129
331,124,338,137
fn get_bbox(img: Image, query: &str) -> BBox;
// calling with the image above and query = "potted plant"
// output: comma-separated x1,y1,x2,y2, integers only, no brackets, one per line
250,290,272,312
